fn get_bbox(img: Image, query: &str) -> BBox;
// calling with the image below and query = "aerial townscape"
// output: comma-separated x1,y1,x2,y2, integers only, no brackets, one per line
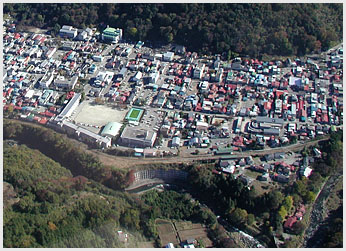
3,3,343,249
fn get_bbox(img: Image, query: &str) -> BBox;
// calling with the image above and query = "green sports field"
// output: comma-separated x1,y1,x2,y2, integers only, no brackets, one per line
126,108,144,121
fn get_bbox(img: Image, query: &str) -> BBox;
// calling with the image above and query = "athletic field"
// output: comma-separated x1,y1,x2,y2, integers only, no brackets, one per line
126,107,144,121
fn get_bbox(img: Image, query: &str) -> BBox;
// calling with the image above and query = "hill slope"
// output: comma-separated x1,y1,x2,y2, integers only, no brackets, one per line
4,3,342,57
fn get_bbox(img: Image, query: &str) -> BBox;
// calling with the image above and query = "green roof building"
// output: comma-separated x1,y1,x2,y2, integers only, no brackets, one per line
102,27,122,43
101,122,123,137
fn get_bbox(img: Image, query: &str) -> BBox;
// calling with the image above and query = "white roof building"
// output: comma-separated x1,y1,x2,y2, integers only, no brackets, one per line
163,51,174,62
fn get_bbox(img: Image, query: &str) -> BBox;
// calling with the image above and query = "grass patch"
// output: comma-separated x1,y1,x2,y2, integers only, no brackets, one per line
129,109,140,118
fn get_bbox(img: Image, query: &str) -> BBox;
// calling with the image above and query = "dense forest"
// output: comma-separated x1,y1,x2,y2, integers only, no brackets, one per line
4,3,343,57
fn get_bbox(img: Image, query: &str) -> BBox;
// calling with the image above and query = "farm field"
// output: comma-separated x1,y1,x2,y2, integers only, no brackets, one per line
174,221,213,247
156,219,180,247
156,219,213,248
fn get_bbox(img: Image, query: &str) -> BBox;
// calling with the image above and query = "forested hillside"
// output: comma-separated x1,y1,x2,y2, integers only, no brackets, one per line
3,142,148,247
3,119,129,191
4,3,342,57
3,141,228,248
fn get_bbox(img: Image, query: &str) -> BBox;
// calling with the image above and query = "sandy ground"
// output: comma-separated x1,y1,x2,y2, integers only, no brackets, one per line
71,100,128,129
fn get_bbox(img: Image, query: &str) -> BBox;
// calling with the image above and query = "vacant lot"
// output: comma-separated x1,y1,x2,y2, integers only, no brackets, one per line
72,100,128,128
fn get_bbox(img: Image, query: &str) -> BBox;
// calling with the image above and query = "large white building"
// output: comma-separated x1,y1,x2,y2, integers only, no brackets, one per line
133,71,143,82
101,27,123,43
163,51,174,62
55,92,81,120
193,63,205,79
149,72,160,84
119,126,157,148
52,120,111,148
40,72,55,88
59,25,78,39
54,75,78,90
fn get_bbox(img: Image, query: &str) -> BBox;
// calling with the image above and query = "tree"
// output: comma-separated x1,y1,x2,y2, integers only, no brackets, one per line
303,191,316,204
291,221,306,235
53,23,61,36
60,13,70,24
267,190,284,210
229,208,248,226
128,27,138,39
165,32,173,43
80,92,85,102
291,193,303,207
283,196,293,213
278,206,287,222
293,179,307,196
247,213,255,226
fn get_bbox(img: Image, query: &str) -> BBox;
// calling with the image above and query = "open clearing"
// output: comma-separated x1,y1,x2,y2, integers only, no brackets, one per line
72,100,128,127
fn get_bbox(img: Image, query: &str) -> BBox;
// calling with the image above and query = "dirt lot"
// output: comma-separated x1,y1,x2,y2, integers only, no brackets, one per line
72,100,127,129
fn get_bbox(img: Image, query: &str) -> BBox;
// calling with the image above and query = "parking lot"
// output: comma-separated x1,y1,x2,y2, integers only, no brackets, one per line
139,108,165,132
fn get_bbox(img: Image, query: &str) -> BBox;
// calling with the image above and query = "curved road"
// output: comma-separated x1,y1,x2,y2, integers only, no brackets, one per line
91,136,329,169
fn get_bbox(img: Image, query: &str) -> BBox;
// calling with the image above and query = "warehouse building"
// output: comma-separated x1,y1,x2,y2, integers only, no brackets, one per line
119,126,157,148
262,128,280,136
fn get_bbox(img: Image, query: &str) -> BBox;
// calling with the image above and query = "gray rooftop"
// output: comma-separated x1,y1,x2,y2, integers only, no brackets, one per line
256,116,285,125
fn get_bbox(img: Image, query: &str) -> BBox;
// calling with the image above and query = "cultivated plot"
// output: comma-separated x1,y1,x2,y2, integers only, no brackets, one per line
156,219,180,246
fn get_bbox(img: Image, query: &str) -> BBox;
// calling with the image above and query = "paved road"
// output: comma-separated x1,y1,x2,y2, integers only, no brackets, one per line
92,136,329,169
